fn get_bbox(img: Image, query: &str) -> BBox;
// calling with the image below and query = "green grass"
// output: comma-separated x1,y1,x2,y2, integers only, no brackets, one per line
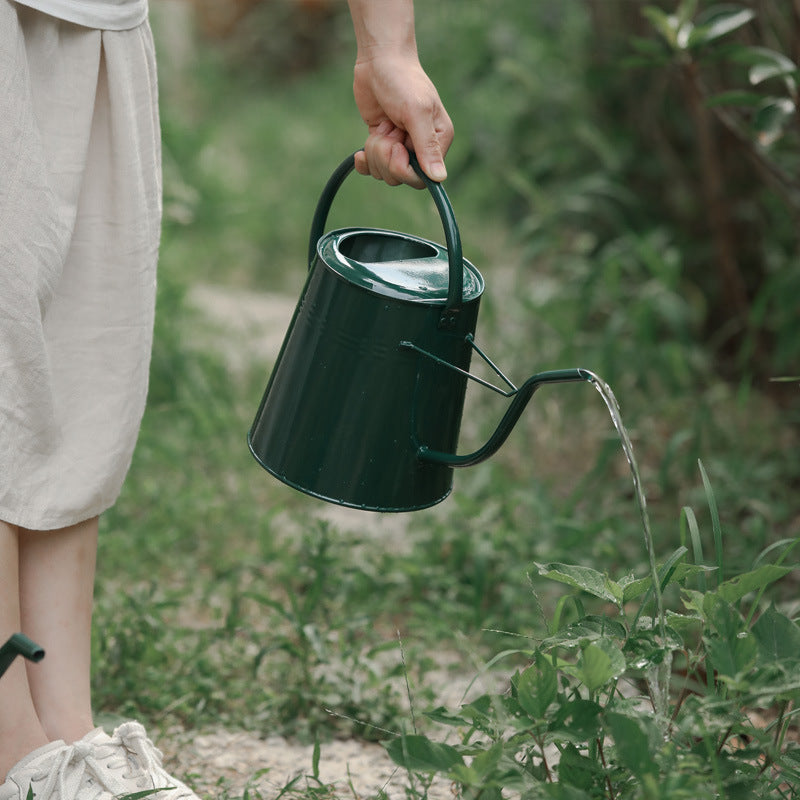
92,4,799,797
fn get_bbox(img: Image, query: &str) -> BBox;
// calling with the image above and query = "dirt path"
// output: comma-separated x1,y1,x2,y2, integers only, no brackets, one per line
172,284,462,798
161,727,456,800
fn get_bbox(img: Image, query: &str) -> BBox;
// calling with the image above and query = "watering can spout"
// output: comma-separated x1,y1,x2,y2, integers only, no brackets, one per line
417,368,595,468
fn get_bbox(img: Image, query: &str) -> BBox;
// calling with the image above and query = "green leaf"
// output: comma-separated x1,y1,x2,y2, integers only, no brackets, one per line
533,562,623,605
560,698,603,739
752,98,796,147
425,706,469,727
622,563,713,602
449,742,505,787
642,7,681,50
559,743,599,790
604,712,659,779
515,653,558,718
705,90,765,108
715,565,793,605
540,615,628,650
578,638,626,692
677,0,699,26
384,734,464,773
705,601,758,679
688,8,755,48
748,49,799,86
752,604,800,665
469,741,505,779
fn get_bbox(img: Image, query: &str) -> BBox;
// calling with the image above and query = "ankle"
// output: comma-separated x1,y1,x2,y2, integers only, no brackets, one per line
0,729,50,783
37,714,95,747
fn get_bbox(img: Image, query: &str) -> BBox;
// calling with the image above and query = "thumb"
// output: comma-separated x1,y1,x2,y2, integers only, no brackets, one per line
411,135,448,183
405,105,452,183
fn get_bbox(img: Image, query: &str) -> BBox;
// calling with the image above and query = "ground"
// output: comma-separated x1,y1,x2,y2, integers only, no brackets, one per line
152,283,462,799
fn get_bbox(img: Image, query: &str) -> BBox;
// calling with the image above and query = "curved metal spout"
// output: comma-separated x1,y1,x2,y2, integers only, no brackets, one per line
418,368,594,468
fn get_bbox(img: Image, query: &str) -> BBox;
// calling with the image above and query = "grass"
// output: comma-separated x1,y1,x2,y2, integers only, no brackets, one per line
92,4,799,797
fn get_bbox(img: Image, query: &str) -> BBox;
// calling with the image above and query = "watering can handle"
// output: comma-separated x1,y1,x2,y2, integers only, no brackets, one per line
306,151,464,322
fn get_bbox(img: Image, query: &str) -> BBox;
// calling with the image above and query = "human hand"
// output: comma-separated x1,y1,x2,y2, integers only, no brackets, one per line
352,53,453,188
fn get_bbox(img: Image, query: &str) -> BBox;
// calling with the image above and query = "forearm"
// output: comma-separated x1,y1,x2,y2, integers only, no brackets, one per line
347,0,419,61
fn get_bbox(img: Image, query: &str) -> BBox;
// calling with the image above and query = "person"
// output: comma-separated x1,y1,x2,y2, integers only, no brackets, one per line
0,0,453,798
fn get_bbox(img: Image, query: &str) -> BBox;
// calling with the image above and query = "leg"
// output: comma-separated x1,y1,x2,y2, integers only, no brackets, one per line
0,521,49,780
18,517,98,745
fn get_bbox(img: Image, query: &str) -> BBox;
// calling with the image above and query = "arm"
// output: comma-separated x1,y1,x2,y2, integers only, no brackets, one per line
347,0,453,187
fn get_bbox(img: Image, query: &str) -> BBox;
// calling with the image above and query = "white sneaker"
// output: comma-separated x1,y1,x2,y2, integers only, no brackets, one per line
92,722,200,800
0,739,117,800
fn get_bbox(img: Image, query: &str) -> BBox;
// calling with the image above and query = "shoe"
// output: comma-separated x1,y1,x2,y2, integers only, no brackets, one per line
97,722,200,800
0,739,116,800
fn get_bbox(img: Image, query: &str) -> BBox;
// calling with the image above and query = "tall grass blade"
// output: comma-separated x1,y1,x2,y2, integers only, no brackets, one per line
680,505,707,591
698,460,724,587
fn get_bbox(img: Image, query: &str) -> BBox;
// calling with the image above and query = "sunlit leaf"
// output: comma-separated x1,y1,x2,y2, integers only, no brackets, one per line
688,8,755,48
745,47,799,88
578,638,626,692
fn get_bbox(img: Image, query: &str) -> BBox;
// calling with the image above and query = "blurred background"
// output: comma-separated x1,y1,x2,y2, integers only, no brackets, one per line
92,0,799,747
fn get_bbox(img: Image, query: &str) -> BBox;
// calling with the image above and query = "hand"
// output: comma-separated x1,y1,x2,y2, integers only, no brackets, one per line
352,52,453,188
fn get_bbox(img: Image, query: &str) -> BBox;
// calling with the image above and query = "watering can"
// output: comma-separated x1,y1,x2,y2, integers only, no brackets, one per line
248,151,592,512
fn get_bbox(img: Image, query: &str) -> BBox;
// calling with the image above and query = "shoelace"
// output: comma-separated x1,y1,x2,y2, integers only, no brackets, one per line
24,742,111,800
110,725,195,800
86,739,142,790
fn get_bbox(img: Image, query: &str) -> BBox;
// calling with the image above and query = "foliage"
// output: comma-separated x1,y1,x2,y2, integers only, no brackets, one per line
421,0,799,386
383,481,800,798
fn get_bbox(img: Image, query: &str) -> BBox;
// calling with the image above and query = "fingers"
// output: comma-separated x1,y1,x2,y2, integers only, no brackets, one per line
355,115,452,189
355,122,425,188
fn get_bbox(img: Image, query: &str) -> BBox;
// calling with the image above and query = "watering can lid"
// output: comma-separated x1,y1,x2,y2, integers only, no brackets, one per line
318,227,484,304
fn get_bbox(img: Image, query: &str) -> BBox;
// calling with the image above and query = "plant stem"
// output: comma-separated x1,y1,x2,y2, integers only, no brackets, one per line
537,737,552,782
596,737,616,800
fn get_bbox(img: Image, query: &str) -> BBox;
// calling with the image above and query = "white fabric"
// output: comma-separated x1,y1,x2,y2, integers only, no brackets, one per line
11,0,147,30
0,2,161,530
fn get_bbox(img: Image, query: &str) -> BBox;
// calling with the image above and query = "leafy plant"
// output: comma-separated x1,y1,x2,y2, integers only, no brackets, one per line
384,468,800,798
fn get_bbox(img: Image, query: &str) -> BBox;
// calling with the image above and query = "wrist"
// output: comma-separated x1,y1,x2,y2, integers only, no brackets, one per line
348,0,418,61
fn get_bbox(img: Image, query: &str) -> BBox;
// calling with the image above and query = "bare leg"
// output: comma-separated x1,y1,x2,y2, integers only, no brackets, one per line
0,520,49,780
18,517,98,745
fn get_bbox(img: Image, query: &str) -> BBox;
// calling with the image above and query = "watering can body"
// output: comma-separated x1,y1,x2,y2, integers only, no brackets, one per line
249,150,484,511
249,226,483,511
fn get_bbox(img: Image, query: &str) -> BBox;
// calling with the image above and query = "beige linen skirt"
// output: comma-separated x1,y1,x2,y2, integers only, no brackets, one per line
0,1,161,530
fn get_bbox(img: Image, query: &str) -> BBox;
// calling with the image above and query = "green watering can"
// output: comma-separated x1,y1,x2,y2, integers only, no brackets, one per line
248,152,591,512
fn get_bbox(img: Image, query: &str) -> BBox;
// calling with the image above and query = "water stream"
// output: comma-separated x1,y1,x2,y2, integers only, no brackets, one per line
583,371,673,721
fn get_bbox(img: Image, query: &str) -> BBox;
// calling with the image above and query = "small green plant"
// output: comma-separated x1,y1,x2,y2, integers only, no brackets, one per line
383,471,800,799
